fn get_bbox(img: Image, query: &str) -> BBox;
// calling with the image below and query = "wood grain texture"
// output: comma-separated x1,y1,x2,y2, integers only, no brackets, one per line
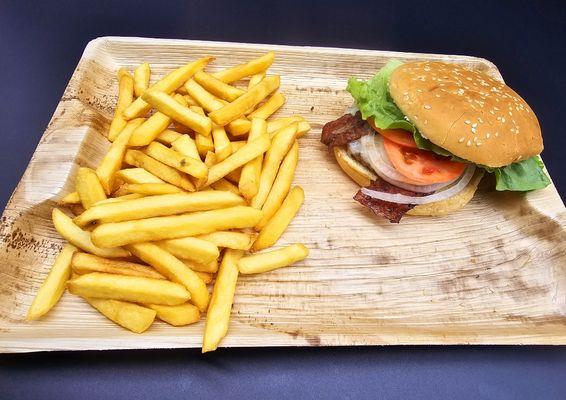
0,37,564,353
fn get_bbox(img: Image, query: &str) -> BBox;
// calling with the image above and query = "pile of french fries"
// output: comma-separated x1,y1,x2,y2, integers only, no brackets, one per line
27,52,310,352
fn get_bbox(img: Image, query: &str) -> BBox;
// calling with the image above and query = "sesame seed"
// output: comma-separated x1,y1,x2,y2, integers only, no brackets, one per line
424,105,431,110
464,120,471,124
473,137,478,142
495,132,499,137
458,137,465,143
472,123,478,128
476,142,482,146
471,127,477,134
486,133,491,139
501,117,506,123
478,117,484,123
466,140,472,147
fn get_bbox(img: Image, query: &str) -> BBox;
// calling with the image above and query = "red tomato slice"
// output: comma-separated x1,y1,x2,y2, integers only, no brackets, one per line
382,138,467,184
368,119,418,149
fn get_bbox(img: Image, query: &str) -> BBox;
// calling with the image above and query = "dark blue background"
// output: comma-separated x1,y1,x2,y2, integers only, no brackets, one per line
1,1,565,399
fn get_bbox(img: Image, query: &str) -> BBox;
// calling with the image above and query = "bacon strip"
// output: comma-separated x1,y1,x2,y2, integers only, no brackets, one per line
321,112,373,149
354,177,429,223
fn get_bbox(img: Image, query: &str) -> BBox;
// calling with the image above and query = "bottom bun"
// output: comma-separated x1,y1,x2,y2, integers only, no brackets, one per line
333,145,484,217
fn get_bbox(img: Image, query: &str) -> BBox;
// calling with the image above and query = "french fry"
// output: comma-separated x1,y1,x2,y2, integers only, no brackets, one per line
230,141,246,153
158,237,220,265
108,68,134,141
93,193,145,206
75,191,245,226
145,141,208,179
251,123,298,209
72,252,165,280
196,151,217,189
133,62,150,97
202,248,243,352
224,168,242,184
196,132,215,158
112,184,131,198
225,118,251,137
296,120,311,138
171,134,200,160
266,116,304,135
197,231,254,251
115,168,165,184
68,272,190,305
213,52,274,83
91,206,262,247
210,178,240,195
52,209,129,258
76,167,107,209
209,76,280,126
204,134,270,186
84,297,156,333
248,72,265,89
124,149,195,191
239,118,266,199
156,129,183,145
182,258,218,273
212,125,232,162
248,92,285,120
123,57,213,120
122,183,183,195
142,90,212,136
97,118,145,194
253,186,304,251
196,271,213,284
255,141,298,229
129,110,171,147
27,243,77,320
147,303,200,326
238,244,309,275
127,242,209,311
59,191,81,205
193,71,244,102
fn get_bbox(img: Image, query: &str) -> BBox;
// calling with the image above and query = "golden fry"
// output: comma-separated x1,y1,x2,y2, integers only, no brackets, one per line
72,252,165,280
248,92,285,120
59,191,81,205
212,125,232,162
75,191,244,226
93,193,144,206
68,272,190,305
211,178,240,195
123,183,183,195
266,116,304,135
156,129,183,145
193,70,244,102
253,186,304,251
76,167,107,209
239,244,308,274
196,151,217,188
133,62,151,97
255,141,298,229
91,206,262,247
205,134,270,186
251,123,298,209
97,118,145,194
129,110,171,147
248,72,265,89
108,68,134,141
127,242,209,311
197,231,254,251
209,76,280,126
142,90,212,136
123,57,213,120
85,298,156,333
213,52,274,83
182,258,218,273
52,209,129,258
124,149,195,191
27,243,77,320
224,168,242,184
296,120,311,138
202,249,243,353
239,118,266,199
158,237,220,265
225,118,251,137
171,134,200,160
196,272,213,284
145,141,208,179
115,168,165,184
147,303,200,326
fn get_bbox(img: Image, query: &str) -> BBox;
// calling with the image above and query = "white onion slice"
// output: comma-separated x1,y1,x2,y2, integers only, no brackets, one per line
357,134,459,193
347,104,359,115
360,165,476,204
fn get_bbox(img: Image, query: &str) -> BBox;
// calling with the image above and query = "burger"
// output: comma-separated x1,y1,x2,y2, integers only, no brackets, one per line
321,60,550,222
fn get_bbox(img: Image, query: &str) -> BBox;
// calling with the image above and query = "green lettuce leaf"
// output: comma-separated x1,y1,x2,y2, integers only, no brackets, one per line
492,156,550,191
346,61,550,192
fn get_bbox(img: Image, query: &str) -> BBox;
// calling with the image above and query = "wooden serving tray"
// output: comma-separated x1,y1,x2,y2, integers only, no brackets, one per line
0,37,564,353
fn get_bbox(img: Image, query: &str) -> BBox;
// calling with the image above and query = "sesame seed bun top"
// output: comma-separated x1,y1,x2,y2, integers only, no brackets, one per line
388,61,543,167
